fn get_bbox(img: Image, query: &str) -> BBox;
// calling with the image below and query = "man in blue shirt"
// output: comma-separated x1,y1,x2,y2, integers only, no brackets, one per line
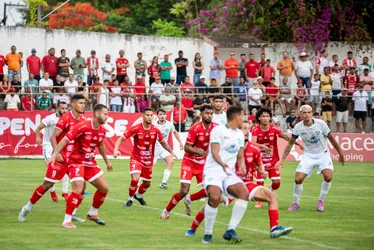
234,76,249,108
209,51,223,86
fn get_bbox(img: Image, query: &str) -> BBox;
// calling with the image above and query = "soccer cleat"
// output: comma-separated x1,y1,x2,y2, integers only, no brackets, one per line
183,196,192,216
270,226,293,238
160,209,170,220
62,192,69,202
255,201,263,208
123,200,133,207
223,229,242,243
61,222,77,228
50,191,58,202
288,203,300,211
86,214,106,225
185,228,196,237
317,200,324,212
18,206,30,222
72,215,85,222
202,234,212,244
134,195,147,206
159,182,168,189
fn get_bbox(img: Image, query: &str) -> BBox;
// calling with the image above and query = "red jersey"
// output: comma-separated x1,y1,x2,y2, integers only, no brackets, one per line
244,61,259,78
265,85,279,98
116,57,129,75
0,55,5,74
42,55,58,76
342,58,357,77
124,123,164,168
147,64,160,78
87,56,99,76
21,95,35,111
251,124,282,170
134,83,146,97
55,111,85,161
172,106,187,123
296,87,306,98
26,56,41,76
181,97,193,109
236,142,262,182
180,82,194,94
183,121,218,166
346,74,358,94
261,65,275,82
91,82,103,93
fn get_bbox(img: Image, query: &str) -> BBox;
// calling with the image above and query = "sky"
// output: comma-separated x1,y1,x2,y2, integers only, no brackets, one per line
0,0,26,26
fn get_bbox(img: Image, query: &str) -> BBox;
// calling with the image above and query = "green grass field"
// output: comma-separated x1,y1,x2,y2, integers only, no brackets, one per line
0,159,373,250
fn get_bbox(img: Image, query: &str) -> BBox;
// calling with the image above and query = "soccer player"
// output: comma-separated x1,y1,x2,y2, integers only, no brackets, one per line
160,105,217,219
185,121,292,238
35,101,69,202
49,104,112,228
276,105,345,212
202,105,249,244
212,95,227,125
252,107,303,208
19,94,86,223
153,109,184,189
114,108,176,207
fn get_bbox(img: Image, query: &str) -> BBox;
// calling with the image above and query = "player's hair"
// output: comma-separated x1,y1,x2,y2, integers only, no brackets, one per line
157,108,166,115
213,95,223,101
227,105,243,121
57,101,67,106
270,77,275,80
256,107,272,122
200,104,213,113
94,104,108,112
243,120,249,124
142,108,152,114
71,94,85,102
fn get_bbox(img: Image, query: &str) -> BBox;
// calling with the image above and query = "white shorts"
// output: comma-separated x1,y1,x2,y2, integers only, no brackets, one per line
280,97,293,104
43,147,53,161
123,105,136,113
153,146,171,164
204,168,244,197
336,110,348,123
296,151,334,177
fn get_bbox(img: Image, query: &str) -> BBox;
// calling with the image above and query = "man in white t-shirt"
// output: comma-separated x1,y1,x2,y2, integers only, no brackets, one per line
295,52,313,88
39,72,54,94
202,106,249,244
247,81,263,111
211,95,227,125
352,85,368,133
150,76,165,109
35,102,69,201
154,109,184,189
276,105,344,212
101,54,115,81
53,89,70,108
4,93,21,110
64,74,78,95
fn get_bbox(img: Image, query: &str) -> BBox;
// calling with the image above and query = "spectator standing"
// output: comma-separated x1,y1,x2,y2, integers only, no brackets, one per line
209,51,223,85
258,53,266,72
87,50,99,86
101,54,115,81
331,64,343,98
172,101,188,132
160,54,173,85
37,91,52,110
57,49,70,81
295,52,313,88
320,67,333,95
24,72,39,94
309,74,321,113
321,91,333,128
115,49,130,84
160,86,176,112
247,81,263,111
192,53,204,85
134,52,147,84
11,74,22,93
70,49,86,80
122,80,136,113
336,88,349,133
148,56,161,85
358,57,372,76
137,94,151,113
234,76,249,108
21,90,35,111
239,54,247,80
277,51,295,87
175,50,188,85
352,85,368,133
360,69,373,116
64,74,78,95
4,92,21,111
150,76,164,110
0,52,5,82
224,51,240,85
244,53,259,87
195,75,208,95
26,48,41,82
41,48,58,83
279,77,295,113
180,76,194,95
134,75,146,97
316,49,329,76
328,55,343,73
286,109,298,133
261,59,275,86
5,45,22,80
265,77,285,116
342,51,357,78
109,79,123,112
345,68,358,96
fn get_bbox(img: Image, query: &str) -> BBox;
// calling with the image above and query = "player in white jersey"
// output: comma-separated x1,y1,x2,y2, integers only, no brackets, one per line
211,96,227,125
202,106,249,244
35,101,69,202
276,105,345,212
153,109,184,189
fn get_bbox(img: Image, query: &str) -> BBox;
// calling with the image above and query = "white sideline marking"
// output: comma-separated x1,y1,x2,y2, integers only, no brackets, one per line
105,197,344,250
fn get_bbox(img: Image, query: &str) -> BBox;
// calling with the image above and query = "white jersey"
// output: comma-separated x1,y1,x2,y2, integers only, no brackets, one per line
41,113,59,149
153,120,175,149
292,118,330,157
212,112,227,125
204,125,244,177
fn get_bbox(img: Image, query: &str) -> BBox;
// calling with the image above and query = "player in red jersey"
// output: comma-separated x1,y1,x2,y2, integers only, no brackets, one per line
114,108,176,207
252,108,303,208
49,104,112,228
18,94,86,223
160,105,218,219
185,121,292,238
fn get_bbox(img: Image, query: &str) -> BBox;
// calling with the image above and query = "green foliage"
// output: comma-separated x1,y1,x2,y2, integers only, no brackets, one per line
23,0,48,27
152,18,185,37
170,1,187,17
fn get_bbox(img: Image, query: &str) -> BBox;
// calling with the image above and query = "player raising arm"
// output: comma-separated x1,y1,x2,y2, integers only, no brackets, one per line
275,105,344,212
114,108,176,207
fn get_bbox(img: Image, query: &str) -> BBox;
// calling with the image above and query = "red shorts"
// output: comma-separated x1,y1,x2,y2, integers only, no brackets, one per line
180,158,203,186
256,168,281,182
129,160,152,181
44,161,68,183
68,164,103,183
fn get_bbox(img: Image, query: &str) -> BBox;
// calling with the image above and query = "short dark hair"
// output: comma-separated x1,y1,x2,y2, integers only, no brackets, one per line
213,95,223,101
249,53,254,56
157,108,166,115
61,49,66,53
364,56,369,60
94,104,108,112
240,54,245,56
104,80,109,83
142,108,152,114
347,51,353,55
137,52,142,56
200,104,213,113
57,101,67,106
71,94,85,102
266,59,271,62
320,49,326,53
270,77,275,80
227,106,243,121
256,107,272,122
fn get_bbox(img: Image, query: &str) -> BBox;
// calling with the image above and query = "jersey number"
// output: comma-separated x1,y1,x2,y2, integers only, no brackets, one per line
75,167,80,176
51,170,57,178
182,170,187,179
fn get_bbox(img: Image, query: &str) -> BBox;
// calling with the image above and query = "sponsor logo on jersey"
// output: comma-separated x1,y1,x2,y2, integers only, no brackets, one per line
198,136,205,141
84,135,92,140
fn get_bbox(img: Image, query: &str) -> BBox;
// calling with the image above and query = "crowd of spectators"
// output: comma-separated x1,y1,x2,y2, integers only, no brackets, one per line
0,45,373,133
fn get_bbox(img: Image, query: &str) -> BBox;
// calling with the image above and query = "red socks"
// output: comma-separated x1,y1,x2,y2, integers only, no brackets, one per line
190,211,205,231
129,180,139,197
271,182,281,191
268,209,279,229
29,185,46,204
92,191,108,209
66,192,80,215
257,181,264,186
165,193,182,212
138,183,151,195
189,189,207,201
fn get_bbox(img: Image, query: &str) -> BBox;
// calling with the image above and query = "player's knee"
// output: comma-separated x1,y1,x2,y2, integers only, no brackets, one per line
167,157,174,166
324,175,332,182
179,187,189,197
131,173,140,181
269,191,278,204
42,181,54,190
143,181,151,188
294,177,304,184
271,181,281,190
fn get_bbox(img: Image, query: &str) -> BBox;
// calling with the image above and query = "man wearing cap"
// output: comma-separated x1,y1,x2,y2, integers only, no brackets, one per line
161,54,173,85
70,49,86,80
224,51,240,86
150,76,165,110
175,50,188,85
87,50,99,86
195,75,208,95
209,51,223,86
57,49,70,82
26,48,41,82
5,45,22,81
41,48,58,84
295,52,313,89
166,76,179,97
116,49,130,84
277,51,295,87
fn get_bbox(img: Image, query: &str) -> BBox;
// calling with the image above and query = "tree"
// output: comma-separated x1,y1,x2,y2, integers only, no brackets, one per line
152,19,185,37
23,0,48,27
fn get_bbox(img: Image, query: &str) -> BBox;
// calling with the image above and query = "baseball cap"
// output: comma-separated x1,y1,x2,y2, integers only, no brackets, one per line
200,75,206,79
31,48,36,52
155,76,161,80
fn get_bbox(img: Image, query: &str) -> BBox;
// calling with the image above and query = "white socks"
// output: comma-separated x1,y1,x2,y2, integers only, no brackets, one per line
63,214,72,224
50,186,55,193
128,196,134,201
228,199,248,230
135,193,142,199
162,169,171,183
319,181,331,201
61,174,69,193
88,206,99,216
25,201,33,211
204,204,218,235
293,183,303,204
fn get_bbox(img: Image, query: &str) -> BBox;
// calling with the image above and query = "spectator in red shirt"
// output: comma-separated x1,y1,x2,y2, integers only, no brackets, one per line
90,76,103,107
0,75,11,94
147,56,160,85
181,91,198,122
265,77,285,116
26,48,41,82
0,52,5,82
21,90,35,111
134,75,146,97
258,53,266,71
342,51,357,78
247,107,257,129
294,80,308,114
116,49,130,84
180,76,194,95
261,59,276,86
172,101,188,132
41,48,58,83
224,51,240,85
244,53,260,87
